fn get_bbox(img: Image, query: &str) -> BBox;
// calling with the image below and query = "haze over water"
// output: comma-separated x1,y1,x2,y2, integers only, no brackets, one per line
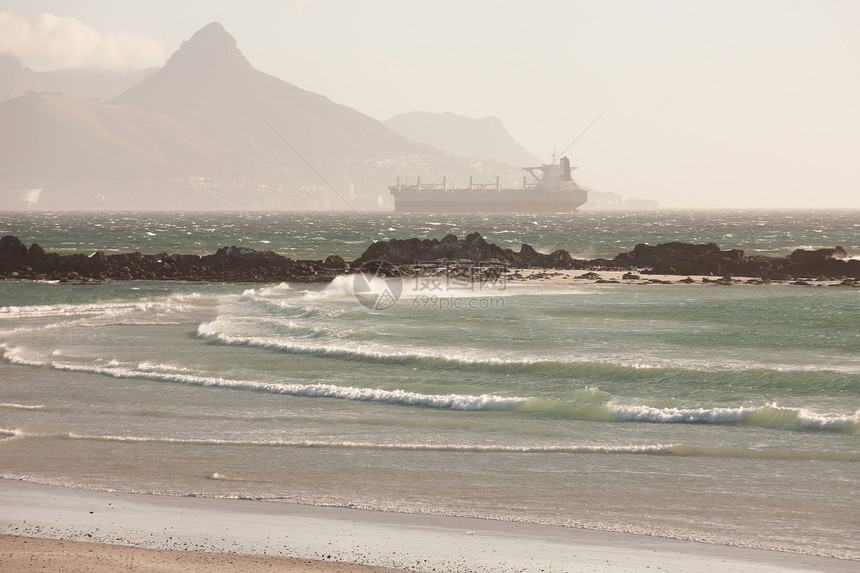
1,210,859,563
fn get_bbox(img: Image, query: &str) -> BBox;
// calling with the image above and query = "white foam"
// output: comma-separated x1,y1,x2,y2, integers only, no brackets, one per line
0,296,199,332
241,282,292,297
4,349,526,412
755,403,860,431
609,402,860,432
0,300,158,318
609,404,757,424
63,432,678,454
796,408,859,430
0,428,25,439
195,318,505,365
306,273,399,302
1,345,42,367
207,472,246,482
0,403,45,410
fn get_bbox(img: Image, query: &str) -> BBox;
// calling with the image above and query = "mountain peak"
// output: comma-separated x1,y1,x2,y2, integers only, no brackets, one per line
164,22,250,70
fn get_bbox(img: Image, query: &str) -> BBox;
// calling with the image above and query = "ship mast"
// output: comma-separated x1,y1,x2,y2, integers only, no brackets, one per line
557,107,608,160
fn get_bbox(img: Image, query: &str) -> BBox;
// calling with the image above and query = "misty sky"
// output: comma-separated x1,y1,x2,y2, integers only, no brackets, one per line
1,0,858,209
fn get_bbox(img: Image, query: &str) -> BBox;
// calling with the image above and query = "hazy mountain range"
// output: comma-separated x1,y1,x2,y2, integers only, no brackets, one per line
0,53,156,103
0,22,655,210
384,112,543,168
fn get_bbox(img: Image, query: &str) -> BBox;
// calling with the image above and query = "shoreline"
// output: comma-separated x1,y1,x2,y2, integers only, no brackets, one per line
2,479,856,573
504,268,856,287
2,267,857,289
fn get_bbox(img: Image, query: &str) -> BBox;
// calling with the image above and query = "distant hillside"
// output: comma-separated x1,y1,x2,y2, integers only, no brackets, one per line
0,53,155,102
36,66,157,101
384,111,543,167
0,94,228,179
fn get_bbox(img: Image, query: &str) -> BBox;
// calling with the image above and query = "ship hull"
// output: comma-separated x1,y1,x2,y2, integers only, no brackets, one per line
390,189,587,213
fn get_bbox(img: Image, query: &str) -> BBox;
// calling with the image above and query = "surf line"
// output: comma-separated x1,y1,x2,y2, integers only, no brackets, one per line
255,111,358,214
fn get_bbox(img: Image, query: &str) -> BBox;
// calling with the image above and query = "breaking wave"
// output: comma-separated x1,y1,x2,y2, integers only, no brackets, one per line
0,403,45,411
608,403,859,432
7,430,857,461
194,318,860,395
3,346,856,434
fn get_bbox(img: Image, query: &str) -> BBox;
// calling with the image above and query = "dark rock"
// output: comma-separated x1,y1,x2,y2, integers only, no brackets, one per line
519,244,539,260
3,234,858,284
784,247,859,279
788,247,843,263
0,235,28,261
535,249,575,269
613,241,859,280
461,233,508,262
354,237,439,266
355,233,511,267
27,243,46,258
0,235,341,282
354,233,585,271
323,255,346,269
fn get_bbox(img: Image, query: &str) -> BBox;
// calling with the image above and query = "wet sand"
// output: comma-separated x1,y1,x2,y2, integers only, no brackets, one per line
0,534,398,572
1,479,855,573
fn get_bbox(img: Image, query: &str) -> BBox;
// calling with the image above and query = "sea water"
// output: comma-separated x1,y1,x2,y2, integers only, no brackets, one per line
0,211,858,560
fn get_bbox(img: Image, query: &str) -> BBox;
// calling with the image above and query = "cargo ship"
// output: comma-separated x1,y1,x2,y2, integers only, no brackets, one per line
389,156,587,213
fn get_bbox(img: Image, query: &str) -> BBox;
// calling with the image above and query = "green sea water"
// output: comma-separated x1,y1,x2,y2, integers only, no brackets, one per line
3,209,858,259
1,210,858,561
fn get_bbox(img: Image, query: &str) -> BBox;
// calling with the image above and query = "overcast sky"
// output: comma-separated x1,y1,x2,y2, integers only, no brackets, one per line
1,0,858,209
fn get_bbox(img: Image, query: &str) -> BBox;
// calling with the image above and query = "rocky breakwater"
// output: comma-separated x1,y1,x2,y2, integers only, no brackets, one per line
2,233,857,285
353,233,858,282
0,235,347,282
353,234,858,285
352,232,584,270
602,242,859,282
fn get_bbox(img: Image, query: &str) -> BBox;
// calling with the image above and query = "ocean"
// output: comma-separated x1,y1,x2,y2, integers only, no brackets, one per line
1,210,858,561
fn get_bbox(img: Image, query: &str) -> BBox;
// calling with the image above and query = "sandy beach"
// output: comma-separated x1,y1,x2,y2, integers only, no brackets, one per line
0,534,396,572
1,479,855,573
